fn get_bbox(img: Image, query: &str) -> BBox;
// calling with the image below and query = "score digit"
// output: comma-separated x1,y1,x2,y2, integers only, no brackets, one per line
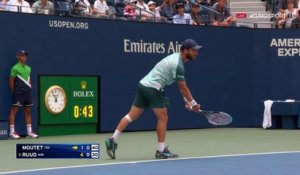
82,106,87,117
74,106,79,118
88,105,93,118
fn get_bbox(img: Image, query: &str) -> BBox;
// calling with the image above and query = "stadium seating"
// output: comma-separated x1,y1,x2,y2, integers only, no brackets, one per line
1,0,299,28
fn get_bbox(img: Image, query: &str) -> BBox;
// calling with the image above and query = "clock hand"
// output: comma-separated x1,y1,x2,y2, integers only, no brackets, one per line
51,91,55,97
51,91,58,102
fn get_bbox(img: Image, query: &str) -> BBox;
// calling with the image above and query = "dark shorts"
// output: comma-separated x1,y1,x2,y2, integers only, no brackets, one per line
133,83,170,109
12,93,33,107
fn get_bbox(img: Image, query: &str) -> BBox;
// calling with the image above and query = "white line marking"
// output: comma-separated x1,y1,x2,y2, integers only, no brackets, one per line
1,150,300,174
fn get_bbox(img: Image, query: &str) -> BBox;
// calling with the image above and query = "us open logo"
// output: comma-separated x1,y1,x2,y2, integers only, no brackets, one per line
49,20,89,30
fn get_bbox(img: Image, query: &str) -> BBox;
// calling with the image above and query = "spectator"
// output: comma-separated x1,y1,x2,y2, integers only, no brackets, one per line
124,0,137,20
278,0,298,10
6,0,32,13
94,0,110,17
284,0,298,28
75,0,94,16
148,1,163,20
291,9,300,28
190,2,204,25
136,0,154,19
160,0,177,20
0,0,7,11
276,9,286,28
173,2,193,24
212,0,235,27
32,0,54,14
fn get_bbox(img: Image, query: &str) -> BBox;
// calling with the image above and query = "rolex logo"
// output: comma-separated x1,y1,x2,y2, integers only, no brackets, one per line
80,81,87,90
73,81,94,98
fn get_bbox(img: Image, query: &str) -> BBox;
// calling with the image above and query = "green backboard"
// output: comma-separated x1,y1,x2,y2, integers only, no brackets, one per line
39,75,100,136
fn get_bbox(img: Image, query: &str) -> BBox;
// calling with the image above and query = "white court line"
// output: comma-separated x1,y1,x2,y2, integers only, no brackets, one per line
1,150,300,175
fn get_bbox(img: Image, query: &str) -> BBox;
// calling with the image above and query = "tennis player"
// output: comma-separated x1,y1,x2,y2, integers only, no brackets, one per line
105,39,202,159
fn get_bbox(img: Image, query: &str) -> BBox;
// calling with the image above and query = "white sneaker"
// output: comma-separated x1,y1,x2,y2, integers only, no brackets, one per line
27,132,39,138
10,132,20,139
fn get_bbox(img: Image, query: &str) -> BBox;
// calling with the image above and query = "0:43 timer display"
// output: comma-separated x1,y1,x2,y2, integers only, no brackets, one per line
73,105,93,118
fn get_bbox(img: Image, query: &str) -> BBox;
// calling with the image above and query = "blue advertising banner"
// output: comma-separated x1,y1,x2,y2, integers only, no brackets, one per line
1,12,300,134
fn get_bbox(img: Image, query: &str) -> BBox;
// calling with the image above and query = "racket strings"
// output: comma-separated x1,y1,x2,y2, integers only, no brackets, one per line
207,113,232,125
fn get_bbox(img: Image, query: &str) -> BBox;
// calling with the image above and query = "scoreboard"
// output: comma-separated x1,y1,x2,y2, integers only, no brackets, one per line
16,144,100,159
39,75,100,136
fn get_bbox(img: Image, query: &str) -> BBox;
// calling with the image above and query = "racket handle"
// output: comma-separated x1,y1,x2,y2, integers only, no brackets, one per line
185,103,203,113
184,97,202,112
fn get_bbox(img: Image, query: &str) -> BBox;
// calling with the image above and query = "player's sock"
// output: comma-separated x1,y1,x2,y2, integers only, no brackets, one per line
26,124,32,134
10,125,15,135
157,142,165,152
112,129,121,143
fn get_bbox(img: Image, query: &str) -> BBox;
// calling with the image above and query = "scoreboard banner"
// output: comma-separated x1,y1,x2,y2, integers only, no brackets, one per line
16,144,100,159
39,75,100,136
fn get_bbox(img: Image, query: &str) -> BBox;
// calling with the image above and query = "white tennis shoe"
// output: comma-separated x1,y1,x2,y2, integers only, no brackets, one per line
27,132,39,138
9,132,20,139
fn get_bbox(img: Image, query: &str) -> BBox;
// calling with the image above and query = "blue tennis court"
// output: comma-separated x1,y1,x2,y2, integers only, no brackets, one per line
2,151,300,175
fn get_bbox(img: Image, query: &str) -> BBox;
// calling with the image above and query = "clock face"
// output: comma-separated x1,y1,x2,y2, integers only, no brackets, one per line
45,85,67,114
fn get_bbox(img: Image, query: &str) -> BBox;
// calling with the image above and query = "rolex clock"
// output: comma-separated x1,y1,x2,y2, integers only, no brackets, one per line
45,85,67,114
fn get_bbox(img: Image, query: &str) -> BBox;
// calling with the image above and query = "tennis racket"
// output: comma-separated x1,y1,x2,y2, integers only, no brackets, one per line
183,97,232,126
199,110,232,126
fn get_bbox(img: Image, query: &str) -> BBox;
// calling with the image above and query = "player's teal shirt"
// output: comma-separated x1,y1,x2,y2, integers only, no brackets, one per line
140,53,185,90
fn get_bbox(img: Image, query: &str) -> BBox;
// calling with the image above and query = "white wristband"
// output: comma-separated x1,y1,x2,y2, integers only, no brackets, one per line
183,97,197,107
189,99,197,107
